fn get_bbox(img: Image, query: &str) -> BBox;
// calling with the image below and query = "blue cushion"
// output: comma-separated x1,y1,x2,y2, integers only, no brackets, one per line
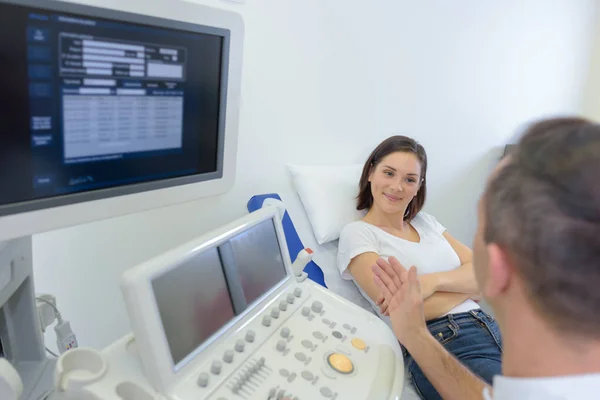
247,194,327,288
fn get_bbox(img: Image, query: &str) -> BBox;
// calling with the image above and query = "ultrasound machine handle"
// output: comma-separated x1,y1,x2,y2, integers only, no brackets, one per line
291,248,313,282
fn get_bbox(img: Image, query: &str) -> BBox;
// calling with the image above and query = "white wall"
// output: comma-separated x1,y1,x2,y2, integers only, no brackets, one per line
582,4,600,121
33,0,597,351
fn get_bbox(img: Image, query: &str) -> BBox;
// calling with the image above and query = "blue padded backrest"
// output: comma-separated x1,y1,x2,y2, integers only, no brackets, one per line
247,194,327,288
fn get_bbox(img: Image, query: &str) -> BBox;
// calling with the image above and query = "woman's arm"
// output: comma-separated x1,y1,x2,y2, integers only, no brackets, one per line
347,253,470,320
418,232,480,296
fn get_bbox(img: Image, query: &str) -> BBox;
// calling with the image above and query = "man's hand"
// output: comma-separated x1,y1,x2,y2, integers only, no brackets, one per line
372,257,428,346
376,267,437,316
417,274,439,300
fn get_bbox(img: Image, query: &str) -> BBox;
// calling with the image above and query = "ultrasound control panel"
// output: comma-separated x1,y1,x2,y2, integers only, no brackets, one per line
193,282,405,400
51,208,406,400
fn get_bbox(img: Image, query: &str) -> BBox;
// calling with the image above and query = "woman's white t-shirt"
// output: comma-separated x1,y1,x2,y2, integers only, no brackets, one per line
337,211,479,327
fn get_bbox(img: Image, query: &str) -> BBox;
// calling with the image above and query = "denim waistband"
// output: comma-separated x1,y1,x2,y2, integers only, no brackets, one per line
400,309,494,358
426,309,491,329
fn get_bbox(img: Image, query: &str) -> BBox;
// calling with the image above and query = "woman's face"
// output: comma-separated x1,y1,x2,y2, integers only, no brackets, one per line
369,151,422,215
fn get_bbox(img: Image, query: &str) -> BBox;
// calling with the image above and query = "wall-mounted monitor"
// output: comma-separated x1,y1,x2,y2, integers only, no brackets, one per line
0,0,244,241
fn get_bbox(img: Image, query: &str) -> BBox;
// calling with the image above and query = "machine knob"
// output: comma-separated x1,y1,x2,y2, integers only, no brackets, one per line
311,301,323,313
262,315,272,327
245,330,256,342
223,350,234,363
294,287,302,297
271,308,280,318
280,327,290,338
235,339,245,352
210,361,222,375
279,300,288,311
286,293,295,304
197,372,209,387
276,340,287,352
301,306,310,317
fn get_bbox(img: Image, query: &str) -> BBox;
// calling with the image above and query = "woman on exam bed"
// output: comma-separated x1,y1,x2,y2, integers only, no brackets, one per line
337,136,502,400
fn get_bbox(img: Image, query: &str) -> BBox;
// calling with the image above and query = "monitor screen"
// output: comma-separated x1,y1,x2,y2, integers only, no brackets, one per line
150,215,289,367
0,1,227,215
228,218,288,306
151,247,235,366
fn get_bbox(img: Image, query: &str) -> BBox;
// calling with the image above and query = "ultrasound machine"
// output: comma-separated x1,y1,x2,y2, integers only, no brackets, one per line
0,0,405,399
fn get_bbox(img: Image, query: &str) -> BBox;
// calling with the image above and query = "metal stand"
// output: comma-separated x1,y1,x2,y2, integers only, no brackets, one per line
0,237,56,400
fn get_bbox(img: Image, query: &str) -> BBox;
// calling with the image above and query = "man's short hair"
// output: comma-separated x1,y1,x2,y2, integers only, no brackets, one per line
484,117,600,338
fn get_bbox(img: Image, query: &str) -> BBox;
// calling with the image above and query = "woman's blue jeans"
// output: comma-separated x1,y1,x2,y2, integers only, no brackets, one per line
404,309,503,400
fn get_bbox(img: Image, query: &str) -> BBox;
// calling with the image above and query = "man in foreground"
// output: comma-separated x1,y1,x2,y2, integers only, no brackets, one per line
373,117,600,399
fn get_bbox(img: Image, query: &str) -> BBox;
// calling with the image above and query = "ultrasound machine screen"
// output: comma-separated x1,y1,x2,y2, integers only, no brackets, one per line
229,218,287,306
151,247,235,366
151,216,289,367
0,1,228,216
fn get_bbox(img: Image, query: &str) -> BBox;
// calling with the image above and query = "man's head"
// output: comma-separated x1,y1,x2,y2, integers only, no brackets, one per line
473,117,600,339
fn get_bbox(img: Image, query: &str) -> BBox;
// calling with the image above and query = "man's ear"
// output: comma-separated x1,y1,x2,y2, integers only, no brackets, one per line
484,243,512,299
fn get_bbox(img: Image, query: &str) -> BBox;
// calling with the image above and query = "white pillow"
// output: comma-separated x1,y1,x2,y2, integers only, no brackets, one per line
287,164,365,244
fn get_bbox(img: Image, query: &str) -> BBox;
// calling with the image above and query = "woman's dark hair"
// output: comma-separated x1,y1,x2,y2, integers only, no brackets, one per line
357,135,428,221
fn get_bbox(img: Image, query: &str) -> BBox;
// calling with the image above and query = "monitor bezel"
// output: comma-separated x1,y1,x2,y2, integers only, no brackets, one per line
120,206,294,393
0,0,230,217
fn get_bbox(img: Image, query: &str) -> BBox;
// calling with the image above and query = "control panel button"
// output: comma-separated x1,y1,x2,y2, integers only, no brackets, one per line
235,339,245,352
280,327,291,338
302,370,314,381
351,338,366,350
332,331,343,339
295,352,307,362
197,372,209,387
277,389,285,399
320,387,333,398
322,318,330,325
279,300,288,311
311,301,323,313
279,368,290,377
301,339,313,349
294,287,302,297
210,361,222,375
271,308,280,319
301,306,310,317
343,323,351,331
327,353,354,374
245,330,256,342
286,293,295,304
312,331,324,340
276,340,287,352
262,315,272,327
223,350,234,363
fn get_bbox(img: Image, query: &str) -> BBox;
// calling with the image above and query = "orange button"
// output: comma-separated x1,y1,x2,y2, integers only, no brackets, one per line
351,338,366,350
327,353,354,374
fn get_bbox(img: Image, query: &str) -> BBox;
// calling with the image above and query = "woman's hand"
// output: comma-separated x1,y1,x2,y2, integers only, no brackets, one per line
377,294,390,316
